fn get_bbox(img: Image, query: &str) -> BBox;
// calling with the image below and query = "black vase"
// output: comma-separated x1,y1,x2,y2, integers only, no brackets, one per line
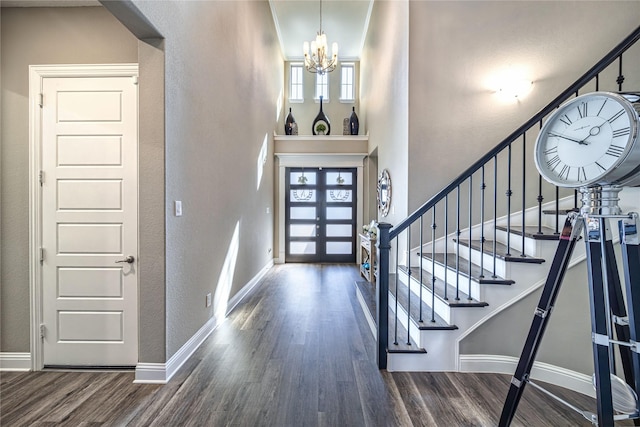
312,96,330,135
349,107,359,135
285,108,296,135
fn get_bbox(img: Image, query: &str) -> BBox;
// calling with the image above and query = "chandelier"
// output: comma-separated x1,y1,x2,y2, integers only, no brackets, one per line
302,0,338,75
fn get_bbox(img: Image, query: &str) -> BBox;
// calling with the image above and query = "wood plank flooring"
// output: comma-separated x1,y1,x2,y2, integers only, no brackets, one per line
0,264,626,426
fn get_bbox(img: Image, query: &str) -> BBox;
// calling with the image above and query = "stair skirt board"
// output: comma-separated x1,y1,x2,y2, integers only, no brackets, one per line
356,282,378,338
459,354,595,398
412,195,576,256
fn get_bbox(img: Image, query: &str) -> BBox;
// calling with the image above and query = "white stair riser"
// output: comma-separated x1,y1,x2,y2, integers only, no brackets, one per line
389,292,424,348
397,269,453,324
423,260,486,300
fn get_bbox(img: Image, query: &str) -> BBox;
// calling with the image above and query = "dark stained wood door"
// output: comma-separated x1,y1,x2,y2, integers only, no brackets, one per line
285,167,356,263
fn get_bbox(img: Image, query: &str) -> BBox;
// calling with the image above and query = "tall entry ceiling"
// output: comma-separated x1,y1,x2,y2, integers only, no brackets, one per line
269,0,374,61
1,0,374,62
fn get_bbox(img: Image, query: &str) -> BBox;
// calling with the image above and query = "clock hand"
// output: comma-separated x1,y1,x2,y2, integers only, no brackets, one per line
577,123,603,145
548,132,589,145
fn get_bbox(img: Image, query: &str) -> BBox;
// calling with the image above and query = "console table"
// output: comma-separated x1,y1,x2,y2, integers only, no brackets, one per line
359,233,376,283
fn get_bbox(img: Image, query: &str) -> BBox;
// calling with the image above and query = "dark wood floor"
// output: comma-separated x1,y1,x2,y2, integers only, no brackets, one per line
0,264,621,426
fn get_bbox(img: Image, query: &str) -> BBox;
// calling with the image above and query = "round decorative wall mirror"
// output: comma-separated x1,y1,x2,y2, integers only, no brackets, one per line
377,169,392,217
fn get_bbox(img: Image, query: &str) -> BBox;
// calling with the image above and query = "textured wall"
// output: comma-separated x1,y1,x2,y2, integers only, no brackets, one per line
360,0,409,229
405,1,640,373
0,6,138,353
131,0,282,358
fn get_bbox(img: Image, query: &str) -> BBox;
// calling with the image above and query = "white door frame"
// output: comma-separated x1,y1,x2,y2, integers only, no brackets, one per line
29,64,139,370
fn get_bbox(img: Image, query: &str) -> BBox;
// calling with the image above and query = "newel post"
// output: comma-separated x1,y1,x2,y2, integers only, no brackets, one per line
376,222,392,369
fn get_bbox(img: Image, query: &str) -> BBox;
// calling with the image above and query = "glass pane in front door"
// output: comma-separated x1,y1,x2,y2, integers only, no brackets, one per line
285,168,356,263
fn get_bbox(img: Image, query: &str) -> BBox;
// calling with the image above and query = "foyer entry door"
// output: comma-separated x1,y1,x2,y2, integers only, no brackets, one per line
285,168,357,263
39,70,138,367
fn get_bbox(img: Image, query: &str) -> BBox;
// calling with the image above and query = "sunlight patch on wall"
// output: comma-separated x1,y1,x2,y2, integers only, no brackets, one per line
276,88,283,122
213,221,240,322
257,133,269,190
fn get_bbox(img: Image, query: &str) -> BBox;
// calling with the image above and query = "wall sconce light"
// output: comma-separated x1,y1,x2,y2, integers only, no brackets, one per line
498,78,533,100
492,67,534,101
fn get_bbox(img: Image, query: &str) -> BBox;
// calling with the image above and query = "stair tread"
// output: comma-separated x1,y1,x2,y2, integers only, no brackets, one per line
354,280,428,354
495,225,560,241
390,271,458,330
398,267,488,308
420,252,515,285
455,239,545,264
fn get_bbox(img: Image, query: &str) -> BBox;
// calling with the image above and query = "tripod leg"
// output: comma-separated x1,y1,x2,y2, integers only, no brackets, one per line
498,213,582,427
587,217,615,427
602,221,635,391
620,213,640,417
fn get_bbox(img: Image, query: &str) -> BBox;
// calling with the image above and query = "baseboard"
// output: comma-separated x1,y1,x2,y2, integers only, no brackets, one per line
134,260,273,384
459,354,594,398
0,352,32,371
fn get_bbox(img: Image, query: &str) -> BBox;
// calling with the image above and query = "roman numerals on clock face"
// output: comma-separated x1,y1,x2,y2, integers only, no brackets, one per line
535,93,638,187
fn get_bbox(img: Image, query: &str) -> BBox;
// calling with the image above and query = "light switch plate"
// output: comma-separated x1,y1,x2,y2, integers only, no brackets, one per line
175,201,183,217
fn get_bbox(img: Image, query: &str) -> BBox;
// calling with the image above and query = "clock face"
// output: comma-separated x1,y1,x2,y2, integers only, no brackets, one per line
534,92,639,188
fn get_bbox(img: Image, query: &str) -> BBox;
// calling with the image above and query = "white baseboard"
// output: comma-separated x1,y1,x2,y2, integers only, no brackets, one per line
225,259,273,317
0,352,32,371
134,260,273,384
459,354,594,397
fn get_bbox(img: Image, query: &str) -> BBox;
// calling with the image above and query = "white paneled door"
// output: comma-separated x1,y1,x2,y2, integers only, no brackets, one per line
41,74,138,366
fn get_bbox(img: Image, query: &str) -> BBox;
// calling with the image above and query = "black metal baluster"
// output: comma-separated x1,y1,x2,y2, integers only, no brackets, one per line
521,134,527,258
444,195,449,300
468,175,473,300
480,166,486,278
618,54,625,91
555,186,560,235
506,144,513,256
537,122,544,236
493,155,498,278
406,228,411,346
394,243,399,346
431,209,436,323
419,215,424,323
456,185,461,301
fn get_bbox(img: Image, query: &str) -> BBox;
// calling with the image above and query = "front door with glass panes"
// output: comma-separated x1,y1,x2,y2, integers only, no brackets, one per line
286,168,357,263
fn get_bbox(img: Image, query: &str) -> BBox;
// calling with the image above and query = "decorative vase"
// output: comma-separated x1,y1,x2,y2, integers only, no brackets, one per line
349,106,359,135
312,96,330,135
285,108,296,135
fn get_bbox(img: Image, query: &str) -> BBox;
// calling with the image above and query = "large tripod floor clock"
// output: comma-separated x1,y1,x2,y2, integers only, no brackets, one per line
499,92,640,426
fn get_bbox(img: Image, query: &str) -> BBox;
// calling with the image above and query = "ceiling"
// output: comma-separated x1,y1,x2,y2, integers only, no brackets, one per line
269,0,374,61
0,0,99,6
0,0,374,61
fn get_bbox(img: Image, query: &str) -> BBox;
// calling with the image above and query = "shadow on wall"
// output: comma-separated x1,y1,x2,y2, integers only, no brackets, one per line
213,221,240,322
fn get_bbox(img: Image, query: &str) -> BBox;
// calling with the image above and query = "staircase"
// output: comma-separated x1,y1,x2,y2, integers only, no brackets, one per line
357,24,640,377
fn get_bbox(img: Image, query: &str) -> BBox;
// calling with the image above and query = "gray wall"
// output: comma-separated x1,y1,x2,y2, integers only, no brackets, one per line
0,6,138,352
129,0,282,358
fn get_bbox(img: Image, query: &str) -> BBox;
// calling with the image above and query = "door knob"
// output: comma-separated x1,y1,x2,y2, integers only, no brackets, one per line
115,255,135,264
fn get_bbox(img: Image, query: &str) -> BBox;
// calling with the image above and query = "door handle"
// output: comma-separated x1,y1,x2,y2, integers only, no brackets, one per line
115,255,135,264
